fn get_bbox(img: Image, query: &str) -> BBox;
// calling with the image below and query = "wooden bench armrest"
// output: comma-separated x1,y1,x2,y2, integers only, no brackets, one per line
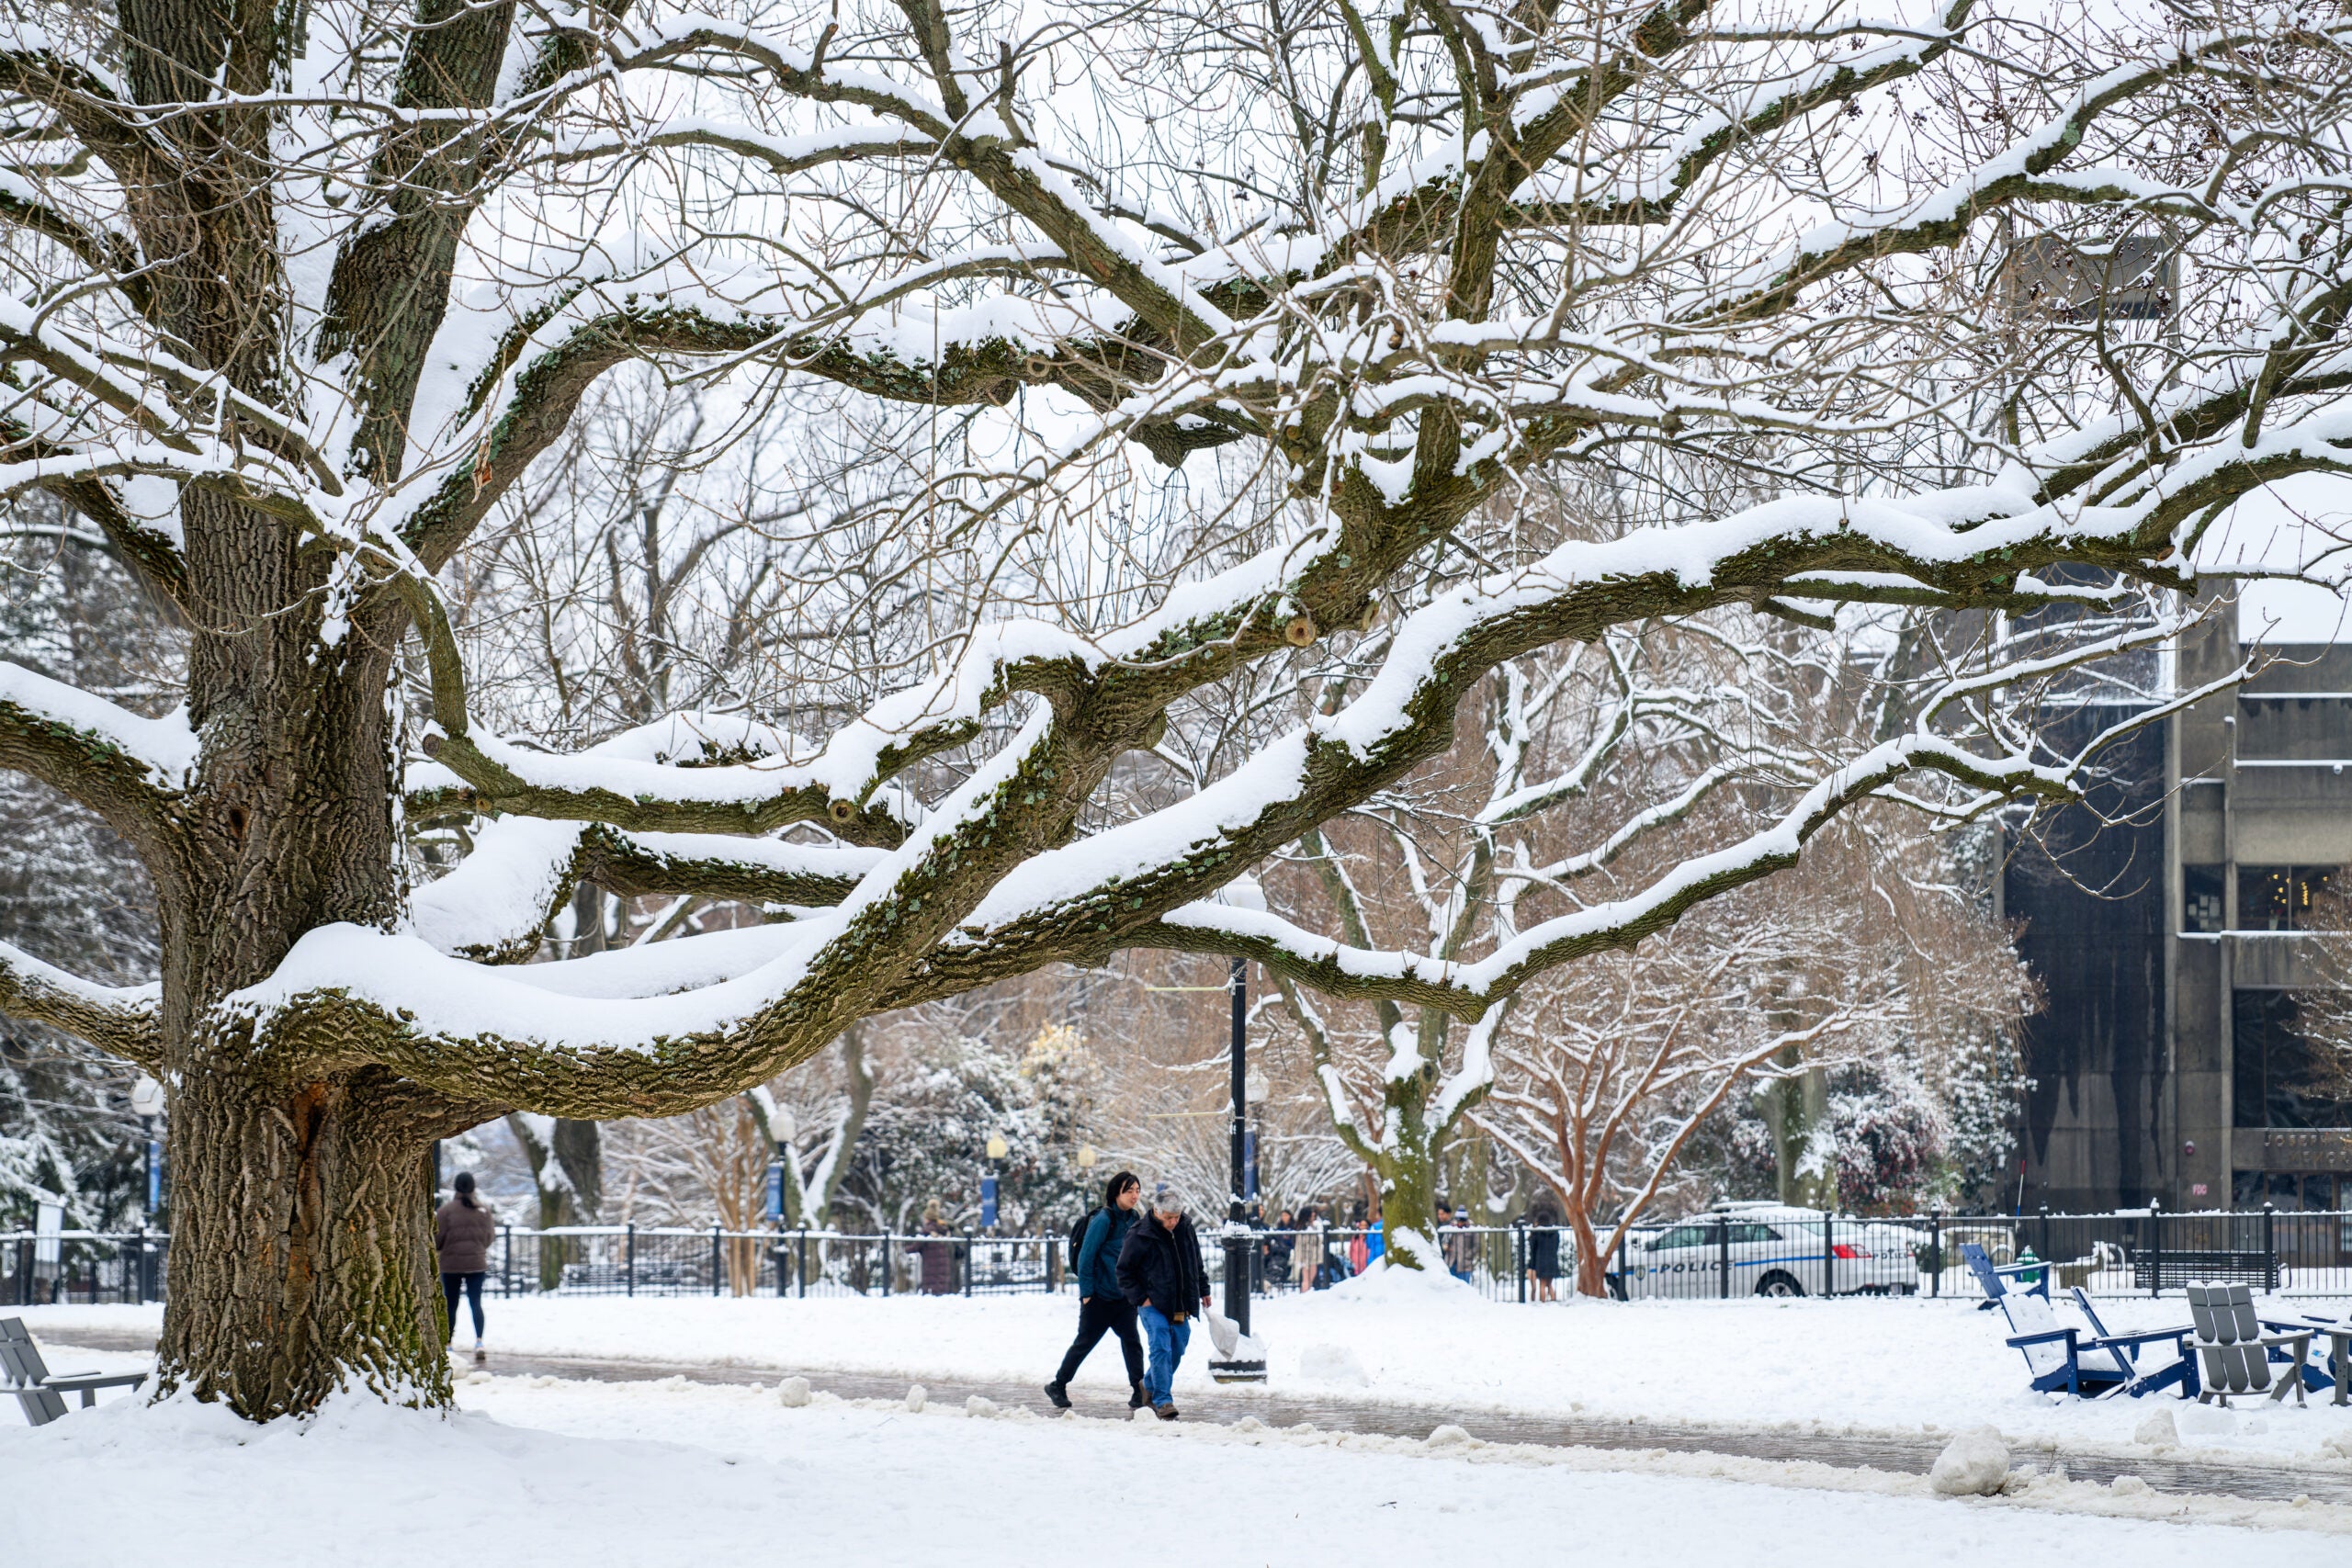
40,1371,147,1393
2092,1326,2191,1348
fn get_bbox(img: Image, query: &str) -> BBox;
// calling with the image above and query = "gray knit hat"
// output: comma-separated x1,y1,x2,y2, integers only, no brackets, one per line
1150,1182,1186,1216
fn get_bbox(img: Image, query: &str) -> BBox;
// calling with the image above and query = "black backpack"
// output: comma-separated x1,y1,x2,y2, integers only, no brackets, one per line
1067,1207,1104,1284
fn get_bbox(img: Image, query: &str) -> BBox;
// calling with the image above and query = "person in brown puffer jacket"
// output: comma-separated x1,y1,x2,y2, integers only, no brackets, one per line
435,1172,497,1363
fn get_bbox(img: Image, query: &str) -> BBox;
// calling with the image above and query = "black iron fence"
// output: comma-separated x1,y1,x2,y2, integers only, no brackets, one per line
10,1207,2349,1309
1,1230,167,1306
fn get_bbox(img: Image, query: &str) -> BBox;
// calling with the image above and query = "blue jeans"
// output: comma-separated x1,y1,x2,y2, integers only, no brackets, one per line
1138,1304,1191,1406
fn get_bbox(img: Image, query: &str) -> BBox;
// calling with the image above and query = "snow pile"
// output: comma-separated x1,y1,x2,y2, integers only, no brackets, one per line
1323,1258,1484,1303
775,1375,810,1407
2178,1404,2238,1439
1929,1426,2012,1495
1298,1343,1370,1387
2132,1410,2177,1448
904,1382,927,1412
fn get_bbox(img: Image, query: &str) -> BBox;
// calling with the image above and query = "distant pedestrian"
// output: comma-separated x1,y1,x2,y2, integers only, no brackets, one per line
1347,1200,1369,1275
1263,1208,1295,1290
1364,1207,1385,1268
1441,1204,1476,1282
1116,1183,1210,1420
435,1172,495,1364
918,1199,957,1294
1527,1201,1562,1302
1045,1171,1146,1411
1293,1205,1321,1290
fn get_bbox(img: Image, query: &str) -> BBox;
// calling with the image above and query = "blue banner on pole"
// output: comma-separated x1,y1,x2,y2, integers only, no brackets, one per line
981,1174,999,1230
1243,1130,1259,1201
148,1141,162,1212
764,1161,783,1222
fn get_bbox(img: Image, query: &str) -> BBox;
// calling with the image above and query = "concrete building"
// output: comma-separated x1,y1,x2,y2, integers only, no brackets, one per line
2008,603,2352,1213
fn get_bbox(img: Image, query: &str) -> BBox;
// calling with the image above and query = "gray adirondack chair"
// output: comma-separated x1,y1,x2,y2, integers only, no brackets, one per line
1,1317,147,1426
2184,1283,2311,1407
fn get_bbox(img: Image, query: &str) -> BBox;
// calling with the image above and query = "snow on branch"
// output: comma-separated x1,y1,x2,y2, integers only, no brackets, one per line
0,936,159,1067
0,659,194,836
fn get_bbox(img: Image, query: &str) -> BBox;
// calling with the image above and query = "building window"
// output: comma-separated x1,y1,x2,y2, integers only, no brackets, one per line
2237,865,2339,931
2233,991,2352,1127
2184,864,2225,932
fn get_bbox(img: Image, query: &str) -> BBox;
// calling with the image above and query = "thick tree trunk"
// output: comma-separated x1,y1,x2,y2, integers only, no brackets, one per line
1372,1080,1441,1271
1570,1207,1611,1299
155,1066,456,1416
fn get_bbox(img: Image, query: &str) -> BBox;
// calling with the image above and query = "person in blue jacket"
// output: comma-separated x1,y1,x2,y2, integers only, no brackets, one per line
1044,1170,1146,1411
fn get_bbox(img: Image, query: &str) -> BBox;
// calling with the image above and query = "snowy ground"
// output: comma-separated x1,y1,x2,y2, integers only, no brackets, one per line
8,1362,2352,1567
19,1280,2352,1461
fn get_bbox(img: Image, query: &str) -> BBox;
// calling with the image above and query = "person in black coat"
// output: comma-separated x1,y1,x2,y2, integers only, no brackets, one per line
1115,1183,1209,1418
1044,1170,1147,1411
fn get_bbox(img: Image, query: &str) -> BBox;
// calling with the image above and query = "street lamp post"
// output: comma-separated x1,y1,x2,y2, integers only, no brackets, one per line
1225,957,1249,1330
1212,955,1266,1383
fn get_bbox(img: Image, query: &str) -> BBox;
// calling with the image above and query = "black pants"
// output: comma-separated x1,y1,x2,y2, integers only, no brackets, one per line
1054,1295,1144,1387
443,1270,485,1342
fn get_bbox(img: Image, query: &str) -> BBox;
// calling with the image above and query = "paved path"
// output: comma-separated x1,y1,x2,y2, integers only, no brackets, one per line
44,1328,2352,1506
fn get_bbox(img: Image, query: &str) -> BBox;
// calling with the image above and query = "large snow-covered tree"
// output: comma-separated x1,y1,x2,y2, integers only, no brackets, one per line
0,0,2345,1418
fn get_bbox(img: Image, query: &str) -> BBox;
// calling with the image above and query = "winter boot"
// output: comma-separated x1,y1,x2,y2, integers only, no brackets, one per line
1128,1382,1148,1410
1044,1380,1071,1411
1154,1403,1180,1421
473,1339,486,1366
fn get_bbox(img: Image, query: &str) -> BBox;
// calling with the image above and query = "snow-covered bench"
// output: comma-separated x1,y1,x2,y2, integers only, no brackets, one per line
1,1317,147,1426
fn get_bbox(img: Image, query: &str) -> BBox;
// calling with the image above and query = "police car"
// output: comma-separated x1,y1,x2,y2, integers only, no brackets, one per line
1619,1201,1926,1299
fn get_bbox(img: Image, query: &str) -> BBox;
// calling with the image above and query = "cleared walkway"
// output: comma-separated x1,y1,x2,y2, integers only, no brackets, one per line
44,1327,2352,1506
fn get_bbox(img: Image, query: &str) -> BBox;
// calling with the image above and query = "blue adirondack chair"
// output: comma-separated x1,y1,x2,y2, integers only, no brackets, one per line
1960,1244,2196,1400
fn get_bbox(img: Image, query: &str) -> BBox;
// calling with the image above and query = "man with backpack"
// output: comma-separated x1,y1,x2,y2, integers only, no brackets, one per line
1115,1183,1212,1420
1044,1170,1146,1412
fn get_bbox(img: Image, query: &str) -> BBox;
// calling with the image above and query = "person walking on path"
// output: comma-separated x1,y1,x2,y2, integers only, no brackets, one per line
434,1172,496,1364
1045,1171,1146,1411
1116,1183,1209,1420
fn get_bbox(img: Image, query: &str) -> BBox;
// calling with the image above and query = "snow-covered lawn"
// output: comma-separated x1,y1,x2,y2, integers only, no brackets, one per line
7,1365,2352,1567
19,1282,2352,1464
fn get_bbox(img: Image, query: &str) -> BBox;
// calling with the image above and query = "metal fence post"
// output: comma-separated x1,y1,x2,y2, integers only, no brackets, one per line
2262,1201,2277,1291
1717,1217,1731,1300
712,1224,723,1297
882,1235,893,1297
1514,1218,1528,1303
502,1225,513,1298
1928,1211,1940,1298
1823,1212,1834,1298
2149,1204,2163,1297
961,1227,975,1296
626,1222,636,1297
798,1227,810,1299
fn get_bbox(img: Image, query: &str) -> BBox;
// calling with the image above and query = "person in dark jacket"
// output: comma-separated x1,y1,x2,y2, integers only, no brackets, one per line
916,1199,957,1294
434,1172,496,1363
1044,1171,1146,1411
1115,1183,1209,1419
1527,1199,1562,1302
